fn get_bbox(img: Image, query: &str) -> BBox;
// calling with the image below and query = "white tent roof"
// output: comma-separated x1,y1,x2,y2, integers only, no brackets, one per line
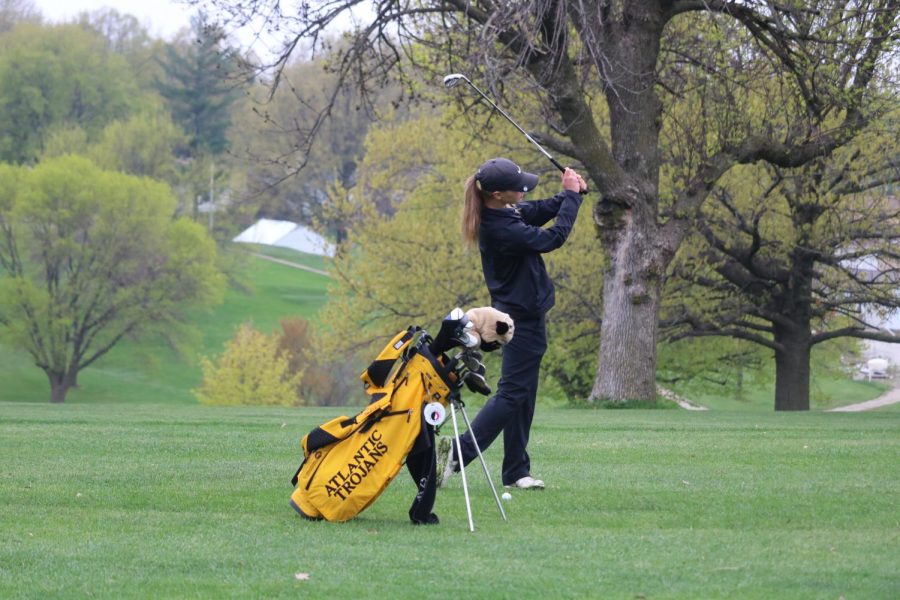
274,225,336,257
233,219,297,244
233,219,335,257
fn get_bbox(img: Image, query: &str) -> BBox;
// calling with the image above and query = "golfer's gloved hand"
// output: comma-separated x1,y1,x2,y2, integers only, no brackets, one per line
562,168,588,194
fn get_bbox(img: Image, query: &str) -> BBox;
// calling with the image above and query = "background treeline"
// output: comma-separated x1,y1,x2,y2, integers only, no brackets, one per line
0,0,896,409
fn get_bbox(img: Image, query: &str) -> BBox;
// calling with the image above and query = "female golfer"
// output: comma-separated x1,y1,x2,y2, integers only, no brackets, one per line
439,157,586,489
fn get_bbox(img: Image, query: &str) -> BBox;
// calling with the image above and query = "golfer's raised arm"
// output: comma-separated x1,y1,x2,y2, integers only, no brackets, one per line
497,192,583,254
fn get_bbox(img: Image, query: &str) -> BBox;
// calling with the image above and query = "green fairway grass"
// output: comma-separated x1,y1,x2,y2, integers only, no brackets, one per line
1,403,897,599
0,248,330,405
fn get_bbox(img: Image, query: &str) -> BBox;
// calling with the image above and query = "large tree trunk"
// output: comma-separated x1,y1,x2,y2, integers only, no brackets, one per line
589,3,665,403
591,210,662,403
48,370,77,404
773,324,811,411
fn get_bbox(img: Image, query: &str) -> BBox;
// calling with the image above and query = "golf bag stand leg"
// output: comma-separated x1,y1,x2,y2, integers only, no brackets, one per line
455,398,508,522
448,396,475,532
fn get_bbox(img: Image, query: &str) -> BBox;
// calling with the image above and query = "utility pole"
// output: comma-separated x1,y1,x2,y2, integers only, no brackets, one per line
208,161,215,232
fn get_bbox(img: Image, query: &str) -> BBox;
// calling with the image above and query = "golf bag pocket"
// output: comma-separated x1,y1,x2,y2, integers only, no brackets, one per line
292,392,422,522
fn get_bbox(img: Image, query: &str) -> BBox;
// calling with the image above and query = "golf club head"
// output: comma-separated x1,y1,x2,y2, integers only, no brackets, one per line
448,350,472,371
457,322,480,349
461,351,485,375
463,371,492,396
443,73,468,88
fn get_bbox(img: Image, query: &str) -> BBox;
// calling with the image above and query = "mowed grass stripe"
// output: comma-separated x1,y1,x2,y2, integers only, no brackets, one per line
2,403,897,599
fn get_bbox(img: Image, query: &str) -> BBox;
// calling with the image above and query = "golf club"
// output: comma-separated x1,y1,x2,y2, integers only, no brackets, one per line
461,350,485,375
463,371,491,396
443,73,566,173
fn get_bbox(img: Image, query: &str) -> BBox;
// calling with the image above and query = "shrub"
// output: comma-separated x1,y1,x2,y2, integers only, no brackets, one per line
278,317,359,406
195,323,301,406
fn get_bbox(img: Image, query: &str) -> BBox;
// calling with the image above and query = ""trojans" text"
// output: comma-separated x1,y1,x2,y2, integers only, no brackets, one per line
324,430,389,500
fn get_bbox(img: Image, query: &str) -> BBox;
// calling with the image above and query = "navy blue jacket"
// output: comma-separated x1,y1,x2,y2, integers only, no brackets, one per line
478,190,582,319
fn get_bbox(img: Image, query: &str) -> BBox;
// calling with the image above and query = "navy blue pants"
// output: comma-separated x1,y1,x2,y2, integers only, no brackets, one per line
456,313,547,485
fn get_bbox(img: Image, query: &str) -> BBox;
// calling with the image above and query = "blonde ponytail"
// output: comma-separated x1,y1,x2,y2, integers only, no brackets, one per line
461,175,485,249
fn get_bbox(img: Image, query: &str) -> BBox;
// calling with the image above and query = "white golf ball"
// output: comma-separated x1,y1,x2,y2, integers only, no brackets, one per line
501,492,512,501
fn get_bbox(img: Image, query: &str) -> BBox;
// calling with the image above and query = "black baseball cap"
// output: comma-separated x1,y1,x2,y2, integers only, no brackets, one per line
475,158,539,193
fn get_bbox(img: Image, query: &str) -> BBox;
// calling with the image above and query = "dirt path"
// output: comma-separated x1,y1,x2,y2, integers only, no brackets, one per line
828,383,900,412
249,252,331,277
658,387,709,411
662,383,900,412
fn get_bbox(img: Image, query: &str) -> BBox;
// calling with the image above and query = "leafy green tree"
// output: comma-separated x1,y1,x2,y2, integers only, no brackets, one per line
88,109,187,185
155,13,242,157
196,323,301,406
40,125,89,158
0,23,140,164
663,120,900,410
197,0,899,405
155,13,246,221
0,156,225,403
41,108,185,186
315,110,487,361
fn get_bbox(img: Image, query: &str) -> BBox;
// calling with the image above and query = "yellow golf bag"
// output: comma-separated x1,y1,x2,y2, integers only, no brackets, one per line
290,327,455,524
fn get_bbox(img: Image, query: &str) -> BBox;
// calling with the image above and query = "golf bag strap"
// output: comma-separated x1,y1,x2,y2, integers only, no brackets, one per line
361,327,418,389
291,464,303,487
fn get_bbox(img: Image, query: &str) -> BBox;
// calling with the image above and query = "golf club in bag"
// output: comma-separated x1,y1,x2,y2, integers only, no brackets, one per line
444,73,587,195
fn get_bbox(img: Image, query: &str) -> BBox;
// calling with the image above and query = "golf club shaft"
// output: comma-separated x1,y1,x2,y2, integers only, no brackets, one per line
462,79,565,173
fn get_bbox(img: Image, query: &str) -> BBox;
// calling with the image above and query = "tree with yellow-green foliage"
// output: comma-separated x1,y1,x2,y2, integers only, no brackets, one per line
195,323,302,406
87,110,187,186
0,155,225,403
313,106,605,403
42,108,187,187
663,113,900,411
314,109,487,361
0,22,141,164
